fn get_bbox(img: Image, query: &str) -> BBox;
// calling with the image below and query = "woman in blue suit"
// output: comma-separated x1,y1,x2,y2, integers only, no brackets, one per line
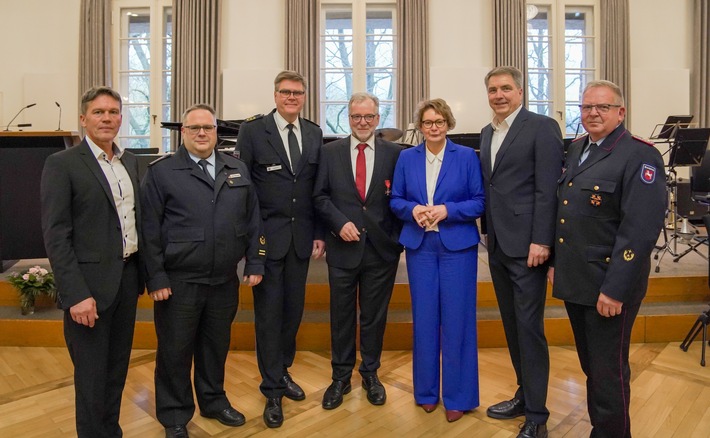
390,98,485,422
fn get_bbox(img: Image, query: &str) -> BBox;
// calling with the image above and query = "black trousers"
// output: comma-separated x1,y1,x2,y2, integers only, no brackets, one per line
64,256,140,438
565,300,640,438
328,243,398,382
154,278,238,427
488,244,550,425
253,242,309,398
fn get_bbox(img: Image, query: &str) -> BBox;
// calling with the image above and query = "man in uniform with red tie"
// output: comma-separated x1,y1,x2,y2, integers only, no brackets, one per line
313,92,403,410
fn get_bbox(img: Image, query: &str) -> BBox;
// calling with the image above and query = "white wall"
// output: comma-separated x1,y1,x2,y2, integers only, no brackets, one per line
0,0,80,131
221,0,285,119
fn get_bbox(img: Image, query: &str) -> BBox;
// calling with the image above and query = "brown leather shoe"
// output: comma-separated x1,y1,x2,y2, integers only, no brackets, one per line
446,409,464,422
420,403,438,413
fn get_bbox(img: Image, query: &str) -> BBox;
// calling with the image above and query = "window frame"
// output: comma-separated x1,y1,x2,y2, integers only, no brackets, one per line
111,0,172,151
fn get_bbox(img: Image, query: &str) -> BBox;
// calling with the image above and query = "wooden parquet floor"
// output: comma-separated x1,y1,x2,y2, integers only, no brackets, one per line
1,343,710,437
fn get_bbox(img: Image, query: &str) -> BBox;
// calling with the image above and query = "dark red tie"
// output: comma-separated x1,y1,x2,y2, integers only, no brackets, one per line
356,143,367,201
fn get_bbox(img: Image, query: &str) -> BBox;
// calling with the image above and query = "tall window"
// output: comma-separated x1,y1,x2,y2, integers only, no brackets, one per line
527,1,598,136
320,0,397,136
112,0,172,151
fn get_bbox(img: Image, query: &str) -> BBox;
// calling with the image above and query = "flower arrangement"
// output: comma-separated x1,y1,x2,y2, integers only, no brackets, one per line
8,265,57,314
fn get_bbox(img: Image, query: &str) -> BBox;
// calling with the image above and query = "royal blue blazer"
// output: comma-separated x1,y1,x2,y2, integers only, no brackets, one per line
390,139,485,251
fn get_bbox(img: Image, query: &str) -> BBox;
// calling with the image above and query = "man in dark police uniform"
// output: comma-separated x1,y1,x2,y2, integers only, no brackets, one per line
550,80,666,438
141,104,265,438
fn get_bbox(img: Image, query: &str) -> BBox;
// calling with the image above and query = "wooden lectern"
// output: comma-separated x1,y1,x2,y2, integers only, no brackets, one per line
0,131,80,271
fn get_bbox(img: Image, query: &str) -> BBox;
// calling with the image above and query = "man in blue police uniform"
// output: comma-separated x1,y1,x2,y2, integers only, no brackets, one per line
549,80,666,438
141,104,265,438
236,70,324,428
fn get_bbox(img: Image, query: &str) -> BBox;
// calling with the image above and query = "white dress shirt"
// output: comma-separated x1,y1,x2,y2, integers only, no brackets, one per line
425,145,445,232
490,104,523,168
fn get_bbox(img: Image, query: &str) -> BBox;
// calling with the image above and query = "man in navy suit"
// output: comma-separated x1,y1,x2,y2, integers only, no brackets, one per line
479,66,564,438
313,92,403,410
41,86,143,438
236,70,325,428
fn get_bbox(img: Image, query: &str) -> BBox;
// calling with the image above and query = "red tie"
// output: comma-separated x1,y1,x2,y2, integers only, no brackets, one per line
356,143,367,201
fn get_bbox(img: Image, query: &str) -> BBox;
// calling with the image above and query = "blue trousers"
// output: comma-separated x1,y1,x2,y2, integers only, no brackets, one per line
406,232,479,411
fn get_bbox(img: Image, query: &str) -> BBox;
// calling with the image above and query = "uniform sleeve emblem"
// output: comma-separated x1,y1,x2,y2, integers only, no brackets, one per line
623,249,635,261
641,164,656,184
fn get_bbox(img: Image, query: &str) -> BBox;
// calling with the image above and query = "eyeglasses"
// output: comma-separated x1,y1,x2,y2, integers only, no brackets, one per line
183,125,216,135
578,104,622,114
421,119,447,129
277,89,306,97
349,114,378,123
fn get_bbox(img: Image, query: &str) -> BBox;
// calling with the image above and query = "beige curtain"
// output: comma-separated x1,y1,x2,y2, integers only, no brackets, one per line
397,0,429,130
286,0,319,121
600,0,631,122
79,0,112,126
692,0,710,128
172,0,221,149
493,0,526,73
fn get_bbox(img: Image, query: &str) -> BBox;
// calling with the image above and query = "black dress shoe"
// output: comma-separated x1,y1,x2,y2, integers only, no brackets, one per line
487,398,525,419
517,420,548,438
164,425,189,438
281,373,306,401
322,380,351,410
200,406,245,427
362,375,386,405
263,397,284,428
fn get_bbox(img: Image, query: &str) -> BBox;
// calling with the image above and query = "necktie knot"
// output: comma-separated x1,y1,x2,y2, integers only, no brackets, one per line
287,123,294,132
580,142,598,164
198,159,214,186
357,143,367,152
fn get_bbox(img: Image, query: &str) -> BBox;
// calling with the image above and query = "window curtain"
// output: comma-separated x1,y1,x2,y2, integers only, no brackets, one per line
493,0,526,75
286,0,319,121
79,0,112,135
692,0,710,128
396,0,429,130
172,0,221,150
599,0,631,123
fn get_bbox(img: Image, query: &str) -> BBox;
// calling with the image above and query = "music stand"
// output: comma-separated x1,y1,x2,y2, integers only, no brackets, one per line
654,128,710,271
651,115,694,141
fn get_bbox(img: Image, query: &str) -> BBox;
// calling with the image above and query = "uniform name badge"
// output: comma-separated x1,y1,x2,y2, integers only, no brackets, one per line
267,164,282,172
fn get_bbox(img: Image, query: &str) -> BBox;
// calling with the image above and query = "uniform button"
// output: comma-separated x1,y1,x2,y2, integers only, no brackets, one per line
563,200,568,205
361,227,366,232
292,198,296,203
293,178,297,183
568,182,573,187
362,206,367,211
559,237,564,243
594,185,600,191
605,257,611,263
560,218,565,224
291,217,295,222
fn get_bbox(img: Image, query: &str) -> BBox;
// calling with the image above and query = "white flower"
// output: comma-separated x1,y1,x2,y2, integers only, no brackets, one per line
39,268,48,276
22,274,30,281
29,267,40,275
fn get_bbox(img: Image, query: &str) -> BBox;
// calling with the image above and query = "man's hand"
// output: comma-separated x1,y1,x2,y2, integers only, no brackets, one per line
339,222,361,242
70,297,99,327
149,287,172,302
527,243,550,268
243,274,263,287
597,292,623,317
312,240,325,259
547,266,555,286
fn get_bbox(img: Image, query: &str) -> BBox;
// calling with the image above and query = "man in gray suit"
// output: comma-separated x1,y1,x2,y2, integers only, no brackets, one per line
41,86,143,438
313,92,403,410
479,66,564,438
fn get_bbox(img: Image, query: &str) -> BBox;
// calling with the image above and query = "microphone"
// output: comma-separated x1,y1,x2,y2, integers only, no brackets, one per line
55,101,62,131
4,103,36,131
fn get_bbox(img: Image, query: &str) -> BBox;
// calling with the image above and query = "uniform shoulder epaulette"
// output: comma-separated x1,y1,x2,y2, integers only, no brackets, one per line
242,114,264,123
632,135,655,147
301,117,321,128
148,153,173,166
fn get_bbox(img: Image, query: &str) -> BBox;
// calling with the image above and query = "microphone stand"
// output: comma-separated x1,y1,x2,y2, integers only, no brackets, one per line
4,103,36,131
